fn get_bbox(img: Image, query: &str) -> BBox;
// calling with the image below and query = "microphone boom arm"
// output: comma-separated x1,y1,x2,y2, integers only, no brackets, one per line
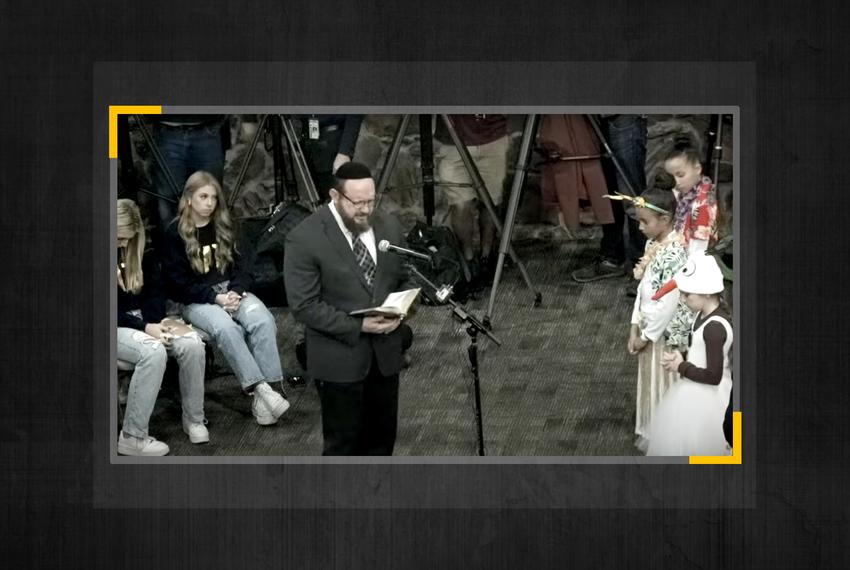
378,239,433,263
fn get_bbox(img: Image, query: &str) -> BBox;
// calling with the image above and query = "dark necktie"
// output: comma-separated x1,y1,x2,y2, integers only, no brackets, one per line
352,235,376,288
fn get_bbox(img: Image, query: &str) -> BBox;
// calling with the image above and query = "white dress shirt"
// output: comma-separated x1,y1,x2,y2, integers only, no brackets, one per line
328,201,377,263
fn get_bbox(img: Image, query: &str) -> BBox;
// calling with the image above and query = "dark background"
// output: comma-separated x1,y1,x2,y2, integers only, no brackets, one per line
2,1,846,567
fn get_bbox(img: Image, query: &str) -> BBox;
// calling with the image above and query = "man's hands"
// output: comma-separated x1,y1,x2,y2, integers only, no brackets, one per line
361,315,402,335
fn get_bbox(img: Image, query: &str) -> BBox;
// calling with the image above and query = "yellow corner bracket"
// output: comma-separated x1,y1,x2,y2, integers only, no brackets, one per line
108,106,161,158
689,411,742,464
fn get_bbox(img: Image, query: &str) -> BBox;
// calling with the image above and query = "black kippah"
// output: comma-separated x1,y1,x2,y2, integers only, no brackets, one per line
334,161,372,180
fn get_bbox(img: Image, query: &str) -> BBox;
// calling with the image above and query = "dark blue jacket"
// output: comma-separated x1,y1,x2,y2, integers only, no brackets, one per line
117,250,167,330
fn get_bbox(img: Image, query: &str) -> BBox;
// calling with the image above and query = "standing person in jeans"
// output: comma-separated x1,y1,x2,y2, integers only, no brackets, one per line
148,114,228,244
572,114,648,283
116,199,208,456
296,114,364,203
162,171,292,427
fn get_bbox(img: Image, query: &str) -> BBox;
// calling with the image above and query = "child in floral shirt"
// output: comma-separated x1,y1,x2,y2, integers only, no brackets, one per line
664,135,719,256
619,184,695,452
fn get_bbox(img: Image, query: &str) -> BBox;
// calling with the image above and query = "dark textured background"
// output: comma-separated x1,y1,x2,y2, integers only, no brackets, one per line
2,1,846,567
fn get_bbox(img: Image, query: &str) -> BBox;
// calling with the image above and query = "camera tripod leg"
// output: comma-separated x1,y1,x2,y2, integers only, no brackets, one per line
439,114,540,307
586,114,639,197
375,114,412,208
267,114,288,205
280,115,322,209
229,114,322,212
419,114,436,225
133,114,184,202
485,114,543,325
228,114,269,209
710,114,724,183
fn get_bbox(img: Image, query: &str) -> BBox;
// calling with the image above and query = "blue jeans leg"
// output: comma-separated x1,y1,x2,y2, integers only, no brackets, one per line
600,115,648,265
167,333,207,423
606,114,647,194
151,122,225,241
151,128,189,233
117,327,167,438
182,302,265,390
187,122,226,182
232,293,283,384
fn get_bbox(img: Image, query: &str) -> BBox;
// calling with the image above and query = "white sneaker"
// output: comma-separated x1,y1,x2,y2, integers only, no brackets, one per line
252,382,290,426
117,432,170,456
182,418,210,444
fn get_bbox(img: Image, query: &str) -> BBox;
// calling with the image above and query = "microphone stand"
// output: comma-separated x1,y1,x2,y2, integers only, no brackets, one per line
404,261,501,456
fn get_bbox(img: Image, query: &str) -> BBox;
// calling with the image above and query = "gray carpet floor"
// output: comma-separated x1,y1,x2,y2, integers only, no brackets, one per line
145,223,643,456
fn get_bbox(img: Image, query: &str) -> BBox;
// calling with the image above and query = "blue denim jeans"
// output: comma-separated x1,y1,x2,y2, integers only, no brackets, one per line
182,293,283,390
599,115,648,267
151,121,225,236
117,327,206,438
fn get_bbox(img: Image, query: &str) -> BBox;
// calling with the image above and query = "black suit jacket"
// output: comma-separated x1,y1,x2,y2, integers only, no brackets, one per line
283,206,415,382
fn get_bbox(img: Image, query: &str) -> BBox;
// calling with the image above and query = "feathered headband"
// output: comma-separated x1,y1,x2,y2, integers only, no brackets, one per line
603,192,669,216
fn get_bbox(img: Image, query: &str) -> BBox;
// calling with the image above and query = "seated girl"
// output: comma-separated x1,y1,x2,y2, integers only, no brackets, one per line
116,199,208,456
161,171,290,426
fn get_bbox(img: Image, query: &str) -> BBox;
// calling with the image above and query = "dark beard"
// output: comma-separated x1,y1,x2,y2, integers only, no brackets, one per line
340,211,372,235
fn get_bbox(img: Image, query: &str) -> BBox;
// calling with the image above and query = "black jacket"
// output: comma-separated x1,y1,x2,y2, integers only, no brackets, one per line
296,114,364,158
283,206,416,382
161,221,254,305
117,250,167,330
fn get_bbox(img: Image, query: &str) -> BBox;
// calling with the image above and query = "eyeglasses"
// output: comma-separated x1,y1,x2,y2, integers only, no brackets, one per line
338,191,376,210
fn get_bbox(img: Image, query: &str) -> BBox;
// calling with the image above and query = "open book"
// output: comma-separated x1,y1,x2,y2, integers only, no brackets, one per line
349,288,421,318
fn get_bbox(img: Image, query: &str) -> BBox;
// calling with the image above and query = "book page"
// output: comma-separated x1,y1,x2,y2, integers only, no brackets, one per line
160,318,197,337
349,288,421,317
382,289,419,311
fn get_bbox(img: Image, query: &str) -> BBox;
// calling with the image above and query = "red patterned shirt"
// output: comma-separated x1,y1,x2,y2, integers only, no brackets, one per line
675,176,718,249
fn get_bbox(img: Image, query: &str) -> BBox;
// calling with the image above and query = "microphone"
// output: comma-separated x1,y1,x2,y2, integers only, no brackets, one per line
378,239,432,262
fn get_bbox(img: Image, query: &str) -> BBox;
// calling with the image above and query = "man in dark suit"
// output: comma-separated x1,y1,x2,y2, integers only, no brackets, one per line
283,162,416,455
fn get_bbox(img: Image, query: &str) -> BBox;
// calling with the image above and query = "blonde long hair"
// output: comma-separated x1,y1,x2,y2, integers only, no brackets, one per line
178,171,236,274
117,199,145,294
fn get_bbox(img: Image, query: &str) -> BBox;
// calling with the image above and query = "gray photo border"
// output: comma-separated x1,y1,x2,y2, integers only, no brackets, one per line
94,62,755,509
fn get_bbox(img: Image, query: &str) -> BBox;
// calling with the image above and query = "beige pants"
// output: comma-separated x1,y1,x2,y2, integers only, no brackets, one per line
437,135,509,206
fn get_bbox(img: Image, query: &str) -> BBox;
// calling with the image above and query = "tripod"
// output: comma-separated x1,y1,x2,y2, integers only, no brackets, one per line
404,261,501,456
374,114,542,329
485,114,647,326
127,115,183,206
227,114,322,213
130,114,322,219
705,114,727,183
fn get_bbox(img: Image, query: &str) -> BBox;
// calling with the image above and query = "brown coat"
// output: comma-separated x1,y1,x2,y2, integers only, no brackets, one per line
539,115,614,230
